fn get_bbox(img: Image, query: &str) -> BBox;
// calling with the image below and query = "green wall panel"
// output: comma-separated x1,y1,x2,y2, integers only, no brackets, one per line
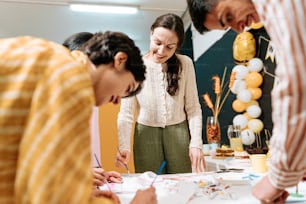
181,26,276,146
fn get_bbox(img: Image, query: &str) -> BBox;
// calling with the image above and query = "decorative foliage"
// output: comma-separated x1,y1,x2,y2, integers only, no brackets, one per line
202,67,235,123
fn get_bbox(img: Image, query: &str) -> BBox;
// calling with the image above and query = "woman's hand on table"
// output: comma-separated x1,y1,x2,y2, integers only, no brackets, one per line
189,147,206,173
115,149,130,168
130,186,157,204
105,170,123,183
252,175,289,204
93,167,123,186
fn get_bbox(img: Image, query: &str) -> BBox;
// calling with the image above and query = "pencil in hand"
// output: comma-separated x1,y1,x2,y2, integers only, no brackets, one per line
117,148,130,175
150,160,167,186
94,153,112,191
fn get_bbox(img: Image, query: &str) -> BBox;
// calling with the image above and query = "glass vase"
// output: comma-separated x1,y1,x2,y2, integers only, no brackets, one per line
206,116,221,144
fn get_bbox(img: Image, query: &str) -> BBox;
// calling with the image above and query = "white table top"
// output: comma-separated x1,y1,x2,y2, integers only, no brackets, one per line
100,157,306,203
112,172,260,204
204,156,252,172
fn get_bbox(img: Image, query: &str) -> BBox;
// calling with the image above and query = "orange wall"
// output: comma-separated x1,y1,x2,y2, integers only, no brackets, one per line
99,103,135,173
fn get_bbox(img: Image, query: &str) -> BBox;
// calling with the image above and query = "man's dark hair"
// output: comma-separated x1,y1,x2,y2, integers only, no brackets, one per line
62,32,93,51
186,0,218,34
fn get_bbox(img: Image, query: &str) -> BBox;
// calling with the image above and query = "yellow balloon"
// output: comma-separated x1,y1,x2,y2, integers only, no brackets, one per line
232,99,247,112
233,32,256,65
243,112,252,121
246,100,259,107
248,119,264,133
245,72,263,88
250,22,264,29
248,87,263,100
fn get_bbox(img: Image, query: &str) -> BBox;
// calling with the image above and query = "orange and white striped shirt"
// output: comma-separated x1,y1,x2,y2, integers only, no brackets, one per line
0,36,113,204
254,0,306,189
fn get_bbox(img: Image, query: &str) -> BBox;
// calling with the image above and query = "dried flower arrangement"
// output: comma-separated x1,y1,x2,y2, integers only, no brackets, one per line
202,67,235,144
202,67,236,122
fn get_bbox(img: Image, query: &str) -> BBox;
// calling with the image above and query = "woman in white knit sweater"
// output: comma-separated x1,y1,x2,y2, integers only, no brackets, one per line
116,13,206,174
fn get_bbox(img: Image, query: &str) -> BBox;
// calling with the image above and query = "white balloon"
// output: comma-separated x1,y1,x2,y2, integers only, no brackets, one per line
241,129,255,145
232,65,249,79
233,114,249,129
230,80,247,94
248,58,263,72
248,119,264,133
247,105,262,118
237,89,252,103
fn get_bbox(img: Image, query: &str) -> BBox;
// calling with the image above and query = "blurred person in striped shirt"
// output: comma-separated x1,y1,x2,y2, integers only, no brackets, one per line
186,0,305,203
0,31,157,204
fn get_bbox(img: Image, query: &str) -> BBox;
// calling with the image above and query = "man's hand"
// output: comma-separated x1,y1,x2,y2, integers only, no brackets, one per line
252,175,289,203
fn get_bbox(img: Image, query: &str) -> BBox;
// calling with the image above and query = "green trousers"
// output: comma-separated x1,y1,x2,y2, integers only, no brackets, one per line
133,121,192,174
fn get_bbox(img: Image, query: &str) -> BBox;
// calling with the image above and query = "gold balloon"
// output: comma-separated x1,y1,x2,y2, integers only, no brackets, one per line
250,22,264,29
248,119,264,133
246,100,259,107
243,112,252,120
248,87,263,100
232,99,247,112
245,72,263,88
233,32,256,65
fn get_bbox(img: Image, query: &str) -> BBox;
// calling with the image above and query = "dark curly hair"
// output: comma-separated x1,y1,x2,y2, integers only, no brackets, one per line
62,32,93,51
63,31,146,97
151,13,185,96
186,0,218,34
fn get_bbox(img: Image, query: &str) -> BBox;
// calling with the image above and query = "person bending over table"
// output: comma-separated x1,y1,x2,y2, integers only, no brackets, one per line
0,31,156,204
63,31,123,186
186,0,306,203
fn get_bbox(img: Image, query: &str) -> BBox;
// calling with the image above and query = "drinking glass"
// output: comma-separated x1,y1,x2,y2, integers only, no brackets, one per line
227,125,243,151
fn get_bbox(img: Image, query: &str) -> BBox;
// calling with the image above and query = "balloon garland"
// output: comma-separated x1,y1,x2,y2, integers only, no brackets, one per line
232,30,266,147
231,58,265,146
